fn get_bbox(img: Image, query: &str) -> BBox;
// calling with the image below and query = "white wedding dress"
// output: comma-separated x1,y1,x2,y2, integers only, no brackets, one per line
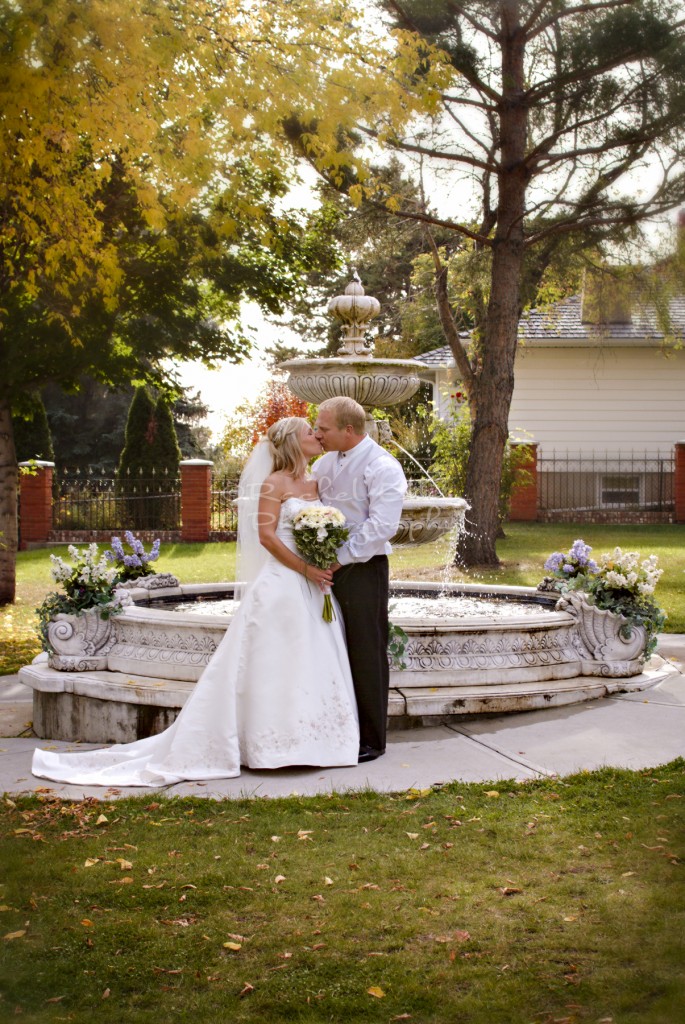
32,498,360,786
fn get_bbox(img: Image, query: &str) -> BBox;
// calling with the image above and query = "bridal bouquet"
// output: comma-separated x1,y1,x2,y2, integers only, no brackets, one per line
291,505,349,622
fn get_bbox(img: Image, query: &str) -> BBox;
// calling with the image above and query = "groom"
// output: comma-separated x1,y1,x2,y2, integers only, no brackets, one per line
313,396,407,763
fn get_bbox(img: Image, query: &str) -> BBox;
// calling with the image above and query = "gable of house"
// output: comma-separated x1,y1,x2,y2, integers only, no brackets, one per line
416,294,685,455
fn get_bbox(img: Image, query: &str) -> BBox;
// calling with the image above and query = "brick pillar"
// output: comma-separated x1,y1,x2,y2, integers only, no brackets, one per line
18,460,55,548
180,459,213,542
508,441,538,522
675,442,685,523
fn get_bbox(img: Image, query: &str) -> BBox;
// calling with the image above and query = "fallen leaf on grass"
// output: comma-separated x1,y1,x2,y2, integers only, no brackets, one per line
499,887,522,897
391,1015,412,1021
223,942,242,951
563,916,578,922
367,986,385,998
485,791,500,798
434,930,470,944
239,983,254,997
84,858,100,868
101,988,110,999
152,967,183,975
324,877,334,886
274,875,286,884
3,930,27,940
95,814,108,826
80,919,94,928
44,996,65,1003
405,832,419,840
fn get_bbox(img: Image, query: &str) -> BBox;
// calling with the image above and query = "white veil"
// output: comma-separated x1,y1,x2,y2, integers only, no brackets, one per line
234,437,274,601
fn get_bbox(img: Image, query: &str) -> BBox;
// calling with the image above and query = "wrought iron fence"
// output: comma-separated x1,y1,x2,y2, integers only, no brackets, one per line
211,488,238,532
538,451,675,513
53,468,181,531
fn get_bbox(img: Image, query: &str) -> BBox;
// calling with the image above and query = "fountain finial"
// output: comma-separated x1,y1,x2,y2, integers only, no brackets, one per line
327,274,380,357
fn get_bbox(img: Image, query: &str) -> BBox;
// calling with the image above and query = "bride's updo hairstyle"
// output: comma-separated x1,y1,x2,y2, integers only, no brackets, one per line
266,417,309,477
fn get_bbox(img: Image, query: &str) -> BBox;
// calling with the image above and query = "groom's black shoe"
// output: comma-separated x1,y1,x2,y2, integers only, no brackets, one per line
358,746,384,763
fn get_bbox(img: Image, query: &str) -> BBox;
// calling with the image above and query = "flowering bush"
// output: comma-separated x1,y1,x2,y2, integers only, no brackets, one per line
104,531,160,581
292,505,349,622
37,544,132,651
544,538,598,580
542,540,665,657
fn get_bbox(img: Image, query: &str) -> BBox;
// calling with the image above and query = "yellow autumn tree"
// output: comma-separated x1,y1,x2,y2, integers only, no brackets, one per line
0,0,452,601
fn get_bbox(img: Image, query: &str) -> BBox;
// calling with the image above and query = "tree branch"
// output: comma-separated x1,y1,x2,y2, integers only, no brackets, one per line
524,0,635,41
357,124,497,174
424,229,477,392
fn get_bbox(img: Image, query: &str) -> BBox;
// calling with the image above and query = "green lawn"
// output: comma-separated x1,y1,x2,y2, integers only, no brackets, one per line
1,524,683,675
1,765,683,1023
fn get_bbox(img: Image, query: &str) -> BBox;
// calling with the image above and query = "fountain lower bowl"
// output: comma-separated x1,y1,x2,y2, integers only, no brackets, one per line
19,581,673,743
393,497,467,544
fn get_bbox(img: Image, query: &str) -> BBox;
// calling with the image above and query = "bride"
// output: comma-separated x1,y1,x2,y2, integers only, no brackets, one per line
32,417,360,786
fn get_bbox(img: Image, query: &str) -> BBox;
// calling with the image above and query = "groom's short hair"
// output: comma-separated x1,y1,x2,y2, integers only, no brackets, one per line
319,397,366,434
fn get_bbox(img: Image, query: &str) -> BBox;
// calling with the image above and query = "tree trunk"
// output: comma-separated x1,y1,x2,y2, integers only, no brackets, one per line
456,0,527,567
0,395,18,604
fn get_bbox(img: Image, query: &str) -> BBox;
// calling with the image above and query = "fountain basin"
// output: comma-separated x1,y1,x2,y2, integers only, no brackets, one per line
393,497,467,544
19,581,674,743
280,357,422,408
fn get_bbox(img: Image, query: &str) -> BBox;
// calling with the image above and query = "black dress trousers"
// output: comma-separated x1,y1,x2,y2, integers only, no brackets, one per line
332,555,390,753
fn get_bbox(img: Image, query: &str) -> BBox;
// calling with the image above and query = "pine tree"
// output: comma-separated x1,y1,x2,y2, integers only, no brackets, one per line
151,398,182,530
116,388,159,530
12,396,54,464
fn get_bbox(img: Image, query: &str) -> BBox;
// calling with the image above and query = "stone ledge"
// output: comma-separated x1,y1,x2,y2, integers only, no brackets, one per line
19,656,676,744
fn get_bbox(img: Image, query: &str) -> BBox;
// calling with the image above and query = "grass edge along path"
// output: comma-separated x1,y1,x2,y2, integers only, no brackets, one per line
1,762,683,1023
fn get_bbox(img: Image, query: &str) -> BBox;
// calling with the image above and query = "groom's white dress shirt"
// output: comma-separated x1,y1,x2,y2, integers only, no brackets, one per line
311,434,407,565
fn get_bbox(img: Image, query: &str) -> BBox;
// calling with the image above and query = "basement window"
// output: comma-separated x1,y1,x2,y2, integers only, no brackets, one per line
600,474,641,507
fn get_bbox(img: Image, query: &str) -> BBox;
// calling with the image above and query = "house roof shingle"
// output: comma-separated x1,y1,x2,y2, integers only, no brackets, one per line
414,293,685,368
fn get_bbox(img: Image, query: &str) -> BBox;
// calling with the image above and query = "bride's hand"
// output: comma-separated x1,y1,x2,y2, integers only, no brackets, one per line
304,564,333,590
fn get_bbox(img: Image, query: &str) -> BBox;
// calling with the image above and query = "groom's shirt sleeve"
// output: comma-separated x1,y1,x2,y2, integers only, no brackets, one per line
337,457,407,565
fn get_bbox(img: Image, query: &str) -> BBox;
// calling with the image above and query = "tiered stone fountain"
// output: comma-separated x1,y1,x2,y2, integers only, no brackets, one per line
19,279,674,743
280,274,467,545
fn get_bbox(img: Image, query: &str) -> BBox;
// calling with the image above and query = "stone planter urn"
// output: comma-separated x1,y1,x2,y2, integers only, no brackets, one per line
557,591,648,677
46,608,116,672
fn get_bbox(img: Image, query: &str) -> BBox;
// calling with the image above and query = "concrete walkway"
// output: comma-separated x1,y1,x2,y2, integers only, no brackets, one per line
2,636,684,800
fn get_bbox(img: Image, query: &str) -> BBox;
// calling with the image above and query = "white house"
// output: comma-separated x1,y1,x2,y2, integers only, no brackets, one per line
415,291,685,520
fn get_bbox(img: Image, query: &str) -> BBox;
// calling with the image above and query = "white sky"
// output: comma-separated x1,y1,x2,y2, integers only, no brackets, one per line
176,305,293,441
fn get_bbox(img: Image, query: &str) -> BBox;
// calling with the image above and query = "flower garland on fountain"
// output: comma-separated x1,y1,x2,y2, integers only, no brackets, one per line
540,539,665,665
37,544,133,669
104,532,178,591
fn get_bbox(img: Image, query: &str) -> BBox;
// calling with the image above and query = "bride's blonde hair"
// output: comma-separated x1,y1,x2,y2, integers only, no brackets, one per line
266,417,309,476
